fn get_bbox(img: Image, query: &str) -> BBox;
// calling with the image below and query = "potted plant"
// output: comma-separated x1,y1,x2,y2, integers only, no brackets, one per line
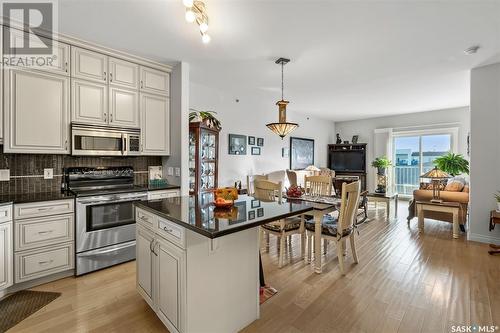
495,192,500,212
189,109,222,131
371,156,392,175
433,153,469,176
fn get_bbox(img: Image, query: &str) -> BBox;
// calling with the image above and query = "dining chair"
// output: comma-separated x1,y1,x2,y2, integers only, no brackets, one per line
286,169,298,187
305,181,361,275
304,175,333,196
246,174,268,195
254,179,306,268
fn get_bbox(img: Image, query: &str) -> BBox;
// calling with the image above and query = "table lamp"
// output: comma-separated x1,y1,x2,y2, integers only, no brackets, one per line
420,167,451,203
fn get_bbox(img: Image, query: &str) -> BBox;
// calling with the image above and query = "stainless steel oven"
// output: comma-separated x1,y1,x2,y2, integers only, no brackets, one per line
75,191,147,275
71,124,141,156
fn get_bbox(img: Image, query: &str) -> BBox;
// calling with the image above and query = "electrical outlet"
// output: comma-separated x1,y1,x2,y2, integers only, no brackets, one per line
175,168,181,177
167,167,174,176
0,169,10,181
44,168,53,179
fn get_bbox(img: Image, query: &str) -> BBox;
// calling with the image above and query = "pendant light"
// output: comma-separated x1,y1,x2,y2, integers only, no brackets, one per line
266,58,298,139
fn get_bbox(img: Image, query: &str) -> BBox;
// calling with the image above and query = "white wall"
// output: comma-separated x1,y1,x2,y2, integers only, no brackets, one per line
469,62,500,244
335,106,470,191
189,82,336,187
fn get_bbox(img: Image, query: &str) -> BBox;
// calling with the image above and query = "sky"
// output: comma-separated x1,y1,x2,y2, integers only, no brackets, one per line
395,134,451,153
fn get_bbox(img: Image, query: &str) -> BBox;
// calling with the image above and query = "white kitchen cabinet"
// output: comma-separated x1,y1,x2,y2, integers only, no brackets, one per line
72,47,108,83
155,236,186,333
0,205,13,291
141,93,170,155
147,189,181,201
136,225,155,308
4,68,70,154
109,87,139,128
140,67,169,96
71,79,108,125
109,58,139,89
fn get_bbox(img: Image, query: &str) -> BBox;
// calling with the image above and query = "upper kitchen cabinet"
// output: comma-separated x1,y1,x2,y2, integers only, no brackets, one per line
72,47,108,83
72,79,108,126
141,93,170,156
140,67,170,96
109,58,139,89
109,87,140,128
5,27,70,76
4,68,70,154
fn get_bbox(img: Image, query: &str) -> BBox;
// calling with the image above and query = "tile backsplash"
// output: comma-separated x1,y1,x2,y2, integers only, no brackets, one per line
0,147,162,194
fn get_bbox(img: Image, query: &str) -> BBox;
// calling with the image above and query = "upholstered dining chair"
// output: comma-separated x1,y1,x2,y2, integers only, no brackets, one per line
254,179,306,268
246,174,268,195
304,175,333,196
286,169,298,187
305,181,361,275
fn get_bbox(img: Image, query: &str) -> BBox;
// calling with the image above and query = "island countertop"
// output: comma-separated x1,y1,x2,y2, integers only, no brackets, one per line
134,195,329,239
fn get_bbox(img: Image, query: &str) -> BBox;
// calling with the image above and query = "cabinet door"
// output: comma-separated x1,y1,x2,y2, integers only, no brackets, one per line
140,67,169,96
0,222,13,291
72,47,108,83
136,226,155,308
155,237,185,332
4,69,70,154
72,79,108,125
109,87,139,128
6,27,70,76
109,58,139,89
140,93,170,156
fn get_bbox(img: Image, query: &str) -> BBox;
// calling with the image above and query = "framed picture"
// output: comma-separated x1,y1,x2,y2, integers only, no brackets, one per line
290,137,314,170
282,147,289,158
351,135,359,144
257,138,264,146
257,208,264,217
251,147,261,155
248,210,255,220
251,199,261,208
248,136,256,145
228,134,247,155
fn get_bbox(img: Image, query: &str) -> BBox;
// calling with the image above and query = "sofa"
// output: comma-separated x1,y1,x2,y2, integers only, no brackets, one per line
407,179,469,226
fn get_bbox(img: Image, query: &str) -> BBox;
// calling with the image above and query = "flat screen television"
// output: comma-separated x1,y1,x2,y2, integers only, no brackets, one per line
330,150,365,172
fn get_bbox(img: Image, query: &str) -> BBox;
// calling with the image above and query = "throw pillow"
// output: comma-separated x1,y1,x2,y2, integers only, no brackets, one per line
463,185,469,193
445,179,465,192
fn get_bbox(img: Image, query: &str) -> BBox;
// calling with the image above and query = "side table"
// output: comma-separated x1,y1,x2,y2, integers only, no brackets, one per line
489,210,500,255
367,192,399,221
415,201,460,238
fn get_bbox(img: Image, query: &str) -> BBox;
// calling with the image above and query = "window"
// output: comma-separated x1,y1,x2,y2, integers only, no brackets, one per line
393,129,456,196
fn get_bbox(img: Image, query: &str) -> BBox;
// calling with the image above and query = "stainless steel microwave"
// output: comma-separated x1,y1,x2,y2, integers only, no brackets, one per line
71,124,141,156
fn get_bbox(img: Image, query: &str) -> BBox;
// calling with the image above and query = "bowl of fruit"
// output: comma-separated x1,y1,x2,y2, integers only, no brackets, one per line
286,185,304,198
213,187,238,208
213,197,234,209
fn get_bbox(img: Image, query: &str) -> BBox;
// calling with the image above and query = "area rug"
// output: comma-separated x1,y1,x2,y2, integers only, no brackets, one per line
0,290,61,333
260,286,278,304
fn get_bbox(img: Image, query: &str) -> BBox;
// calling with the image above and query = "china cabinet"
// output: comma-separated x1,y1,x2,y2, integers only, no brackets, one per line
189,122,219,195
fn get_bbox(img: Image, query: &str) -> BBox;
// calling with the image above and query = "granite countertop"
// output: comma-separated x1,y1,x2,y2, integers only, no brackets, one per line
135,195,323,239
0,191,75,205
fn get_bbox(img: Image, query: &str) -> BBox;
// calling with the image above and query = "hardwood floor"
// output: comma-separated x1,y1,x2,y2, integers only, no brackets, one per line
8,201,499,333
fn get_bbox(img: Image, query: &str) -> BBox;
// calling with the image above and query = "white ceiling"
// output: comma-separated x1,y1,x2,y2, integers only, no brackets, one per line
58,0,500,121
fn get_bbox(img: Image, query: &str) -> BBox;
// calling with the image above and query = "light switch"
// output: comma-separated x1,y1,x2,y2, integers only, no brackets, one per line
0,169,10,181
167,167,174,176
175,168,181,177
44,168,53,179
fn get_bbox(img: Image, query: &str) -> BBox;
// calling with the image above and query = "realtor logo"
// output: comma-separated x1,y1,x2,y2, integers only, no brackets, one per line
2,2,54,55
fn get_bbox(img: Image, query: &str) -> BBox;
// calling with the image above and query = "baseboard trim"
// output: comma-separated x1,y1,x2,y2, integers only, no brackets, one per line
467,232,500,245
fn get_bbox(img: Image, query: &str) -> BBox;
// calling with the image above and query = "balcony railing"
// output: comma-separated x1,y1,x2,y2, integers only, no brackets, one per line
394,165,433,195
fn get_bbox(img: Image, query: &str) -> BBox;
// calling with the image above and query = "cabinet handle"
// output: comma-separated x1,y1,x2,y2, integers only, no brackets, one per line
38,207,54,211
104,112,107,122
104,71,107,81
149,239,154,253
64,61,68,72
65,140,68,150
140,80,143,89
38,230,54,235
110,113,113,122
38,260,53,265
163,226,174,233
110,72,113,82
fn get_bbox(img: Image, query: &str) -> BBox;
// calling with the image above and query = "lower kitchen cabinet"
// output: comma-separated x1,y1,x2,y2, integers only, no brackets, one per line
0,220,13,291
136,225,155,307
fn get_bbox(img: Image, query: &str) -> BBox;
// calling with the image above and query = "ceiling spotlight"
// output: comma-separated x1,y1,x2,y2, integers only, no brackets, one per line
202,34,211,44
464,45,480,55
185,9,196,23
199,22,208,33
182,0,193,7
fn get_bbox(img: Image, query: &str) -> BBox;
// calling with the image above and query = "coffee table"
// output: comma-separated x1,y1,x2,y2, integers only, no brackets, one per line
415,201,461,238
367,192,398,220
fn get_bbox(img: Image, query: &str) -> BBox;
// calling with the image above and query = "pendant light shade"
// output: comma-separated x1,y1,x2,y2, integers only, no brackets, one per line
266,58,298,139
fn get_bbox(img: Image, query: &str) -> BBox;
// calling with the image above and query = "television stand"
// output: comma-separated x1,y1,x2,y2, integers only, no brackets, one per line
333,172,367,193
328,143,367,192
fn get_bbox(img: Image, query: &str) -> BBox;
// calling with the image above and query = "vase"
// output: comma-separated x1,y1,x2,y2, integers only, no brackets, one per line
377,167,386,176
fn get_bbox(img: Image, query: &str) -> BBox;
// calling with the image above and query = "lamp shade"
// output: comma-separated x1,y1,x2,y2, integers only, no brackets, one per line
304,165,321,172
266,122,298,139
420,167,451,179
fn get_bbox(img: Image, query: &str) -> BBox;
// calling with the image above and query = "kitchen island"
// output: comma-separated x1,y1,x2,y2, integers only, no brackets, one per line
134,195,316,333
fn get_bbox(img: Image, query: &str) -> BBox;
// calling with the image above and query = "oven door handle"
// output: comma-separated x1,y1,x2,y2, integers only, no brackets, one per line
77,197,147,205
78,241,136,257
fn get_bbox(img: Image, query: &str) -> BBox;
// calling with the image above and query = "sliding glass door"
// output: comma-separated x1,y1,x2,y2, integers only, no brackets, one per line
393,132,453,195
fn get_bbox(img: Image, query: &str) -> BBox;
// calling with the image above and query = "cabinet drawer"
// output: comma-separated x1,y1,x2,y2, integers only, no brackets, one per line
15,242,74,283
15,199,74,219
147,190,180,201
15,214,74,251
136,208,157,230
0,205,12,224
157,218,185,249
